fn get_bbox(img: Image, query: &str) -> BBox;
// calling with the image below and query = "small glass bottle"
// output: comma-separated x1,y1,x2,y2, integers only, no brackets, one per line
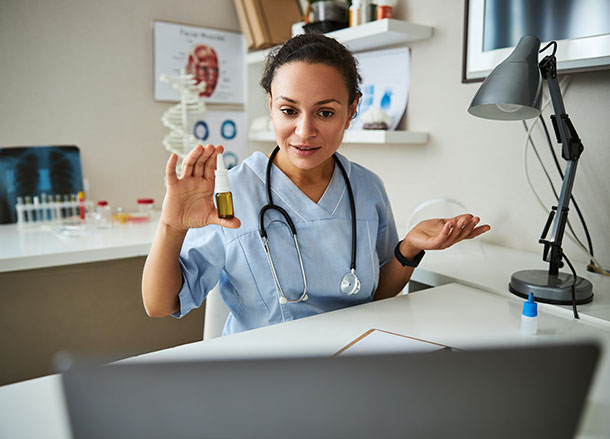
113,207,132,224
520,292,538,335
96,200,112,228
215,153,234,219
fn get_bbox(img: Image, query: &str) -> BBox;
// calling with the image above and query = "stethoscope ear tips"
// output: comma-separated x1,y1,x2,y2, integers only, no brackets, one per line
279,296,288,305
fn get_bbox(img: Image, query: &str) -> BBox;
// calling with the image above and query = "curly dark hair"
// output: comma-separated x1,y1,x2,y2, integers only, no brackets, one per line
260,33,362,105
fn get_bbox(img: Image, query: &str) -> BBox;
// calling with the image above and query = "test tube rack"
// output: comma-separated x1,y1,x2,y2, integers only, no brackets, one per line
15,199,94,229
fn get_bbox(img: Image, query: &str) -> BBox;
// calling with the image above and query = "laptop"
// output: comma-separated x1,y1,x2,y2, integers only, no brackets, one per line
61,342,599,439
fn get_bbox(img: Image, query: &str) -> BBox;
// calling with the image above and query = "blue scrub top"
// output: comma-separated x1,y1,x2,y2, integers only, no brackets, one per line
173,151,398,335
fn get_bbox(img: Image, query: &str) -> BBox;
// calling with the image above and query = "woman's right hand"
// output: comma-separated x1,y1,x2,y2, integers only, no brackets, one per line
161,144,241,233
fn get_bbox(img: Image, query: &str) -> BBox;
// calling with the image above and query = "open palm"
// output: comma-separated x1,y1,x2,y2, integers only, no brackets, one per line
406,214,490,251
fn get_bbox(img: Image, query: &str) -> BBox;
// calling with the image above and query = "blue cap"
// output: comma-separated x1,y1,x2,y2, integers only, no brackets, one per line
522,292,538,317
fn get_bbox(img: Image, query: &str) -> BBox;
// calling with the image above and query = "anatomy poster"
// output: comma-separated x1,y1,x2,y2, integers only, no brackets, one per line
154,21,245,104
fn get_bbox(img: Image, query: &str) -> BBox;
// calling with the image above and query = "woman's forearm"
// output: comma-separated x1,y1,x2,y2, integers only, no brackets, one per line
141,222,188,317
373,258,414,301
373,240,421,301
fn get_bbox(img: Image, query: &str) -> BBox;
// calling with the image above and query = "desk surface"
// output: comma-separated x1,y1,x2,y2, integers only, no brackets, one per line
413,241,610,325
1,283,609,438
0,221,157,273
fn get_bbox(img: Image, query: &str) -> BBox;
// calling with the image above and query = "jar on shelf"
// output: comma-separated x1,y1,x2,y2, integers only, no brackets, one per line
377,0,395,20
360,0,376,23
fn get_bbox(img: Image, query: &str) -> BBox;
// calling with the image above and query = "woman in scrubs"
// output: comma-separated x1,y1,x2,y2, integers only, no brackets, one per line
142,33,490,335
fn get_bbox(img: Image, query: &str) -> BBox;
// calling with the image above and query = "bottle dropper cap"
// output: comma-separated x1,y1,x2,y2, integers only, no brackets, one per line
214,153,231,193
522,292,538,317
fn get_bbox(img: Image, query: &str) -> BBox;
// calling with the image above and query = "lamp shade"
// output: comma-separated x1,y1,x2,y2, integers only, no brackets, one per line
468,35,543,120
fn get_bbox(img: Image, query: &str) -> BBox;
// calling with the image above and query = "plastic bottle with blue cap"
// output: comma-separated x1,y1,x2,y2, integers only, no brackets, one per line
521,292,538,335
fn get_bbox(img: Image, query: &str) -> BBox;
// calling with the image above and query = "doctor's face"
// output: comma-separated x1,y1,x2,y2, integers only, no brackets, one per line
269,61,358,171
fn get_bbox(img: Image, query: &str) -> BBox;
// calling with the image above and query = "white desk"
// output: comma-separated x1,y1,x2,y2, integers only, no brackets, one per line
1,283,609,438
2,220,607,324
0,221,157,273
412,241,610,325
0,219,206,387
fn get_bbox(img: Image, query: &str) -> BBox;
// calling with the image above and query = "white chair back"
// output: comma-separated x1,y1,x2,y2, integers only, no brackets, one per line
203,284,230,340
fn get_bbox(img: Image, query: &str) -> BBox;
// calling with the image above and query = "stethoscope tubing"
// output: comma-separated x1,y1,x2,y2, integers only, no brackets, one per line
259,146,358,303
261,234,308,304
332,154,357,271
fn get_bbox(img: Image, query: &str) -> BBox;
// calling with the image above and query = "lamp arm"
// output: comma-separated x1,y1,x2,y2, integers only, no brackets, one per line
538,56,585,275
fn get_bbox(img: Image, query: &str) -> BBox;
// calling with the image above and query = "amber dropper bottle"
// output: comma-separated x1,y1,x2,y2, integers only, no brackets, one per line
214,153,234,219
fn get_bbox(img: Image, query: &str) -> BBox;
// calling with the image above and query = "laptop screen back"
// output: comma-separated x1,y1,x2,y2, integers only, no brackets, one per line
61,342,599,439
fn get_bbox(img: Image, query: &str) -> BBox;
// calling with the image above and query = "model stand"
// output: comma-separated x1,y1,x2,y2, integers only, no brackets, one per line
160,70,207,177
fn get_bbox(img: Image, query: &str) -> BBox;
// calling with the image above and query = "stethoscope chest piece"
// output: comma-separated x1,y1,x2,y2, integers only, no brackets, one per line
341,270,361,296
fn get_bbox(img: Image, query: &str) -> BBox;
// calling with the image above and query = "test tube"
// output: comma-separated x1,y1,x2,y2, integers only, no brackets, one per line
70,194,77,217
48,194,54,221
78,191,85,221
16,196,25,224
56,194,64,219
25,196,33,223
33,196,41,222
41,193,50,221
63,194,70,218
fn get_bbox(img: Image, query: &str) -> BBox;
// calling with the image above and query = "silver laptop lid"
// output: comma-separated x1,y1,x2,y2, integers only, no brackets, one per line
61,342,599,439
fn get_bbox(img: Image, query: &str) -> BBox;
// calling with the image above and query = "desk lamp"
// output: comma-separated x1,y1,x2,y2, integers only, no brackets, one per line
468,35,593,305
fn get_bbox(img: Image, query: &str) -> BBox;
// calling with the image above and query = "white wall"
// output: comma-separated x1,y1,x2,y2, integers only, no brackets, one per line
0,0,241,214
341,0,610,269
1,0,608,270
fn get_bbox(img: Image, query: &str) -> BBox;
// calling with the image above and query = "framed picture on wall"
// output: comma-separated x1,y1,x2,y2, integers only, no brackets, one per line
462,0,610,83
153,20,245,103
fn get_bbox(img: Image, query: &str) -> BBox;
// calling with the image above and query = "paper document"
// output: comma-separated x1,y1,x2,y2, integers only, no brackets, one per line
335,329,454,356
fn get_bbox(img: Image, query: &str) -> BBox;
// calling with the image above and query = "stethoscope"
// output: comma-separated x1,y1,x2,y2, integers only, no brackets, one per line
259,146,360,305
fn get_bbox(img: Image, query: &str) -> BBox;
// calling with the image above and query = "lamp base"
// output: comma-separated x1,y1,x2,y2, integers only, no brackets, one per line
509,269,593,305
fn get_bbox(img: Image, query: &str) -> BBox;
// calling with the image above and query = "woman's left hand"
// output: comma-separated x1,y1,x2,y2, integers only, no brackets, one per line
400,214,491,258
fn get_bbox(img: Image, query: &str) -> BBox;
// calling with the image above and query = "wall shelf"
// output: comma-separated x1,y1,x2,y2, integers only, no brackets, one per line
249,130,429,145
246,19,433,65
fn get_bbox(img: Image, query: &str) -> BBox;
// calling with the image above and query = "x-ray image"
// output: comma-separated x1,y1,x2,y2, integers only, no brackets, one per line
0,146,84,224
483,0,610,52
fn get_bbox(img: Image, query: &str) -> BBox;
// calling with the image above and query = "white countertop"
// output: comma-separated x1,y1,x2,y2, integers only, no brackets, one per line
1,283,609,438
2,218,608,328
0,220,158,273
